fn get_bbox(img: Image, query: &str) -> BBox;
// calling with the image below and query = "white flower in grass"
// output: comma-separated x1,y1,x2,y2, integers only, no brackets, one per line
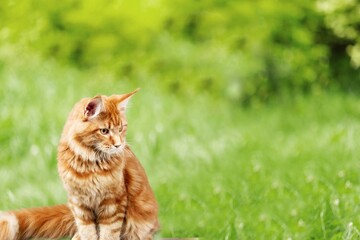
30,144,39,156
298,219,305,227
338,170,345,178
290,209,298,217
253,164,261,173
259,213,267,221
306,175,314,183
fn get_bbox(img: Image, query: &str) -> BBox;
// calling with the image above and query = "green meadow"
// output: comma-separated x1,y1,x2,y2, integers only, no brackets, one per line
1,0,360,239
1,57,360,239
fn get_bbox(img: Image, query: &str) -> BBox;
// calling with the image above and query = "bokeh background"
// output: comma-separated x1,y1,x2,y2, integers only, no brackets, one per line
1,0,360,239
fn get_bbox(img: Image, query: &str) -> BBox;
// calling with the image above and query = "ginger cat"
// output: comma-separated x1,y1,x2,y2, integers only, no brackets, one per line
0,89,159,240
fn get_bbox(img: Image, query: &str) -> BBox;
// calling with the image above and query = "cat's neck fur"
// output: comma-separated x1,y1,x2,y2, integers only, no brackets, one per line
58,141,130,175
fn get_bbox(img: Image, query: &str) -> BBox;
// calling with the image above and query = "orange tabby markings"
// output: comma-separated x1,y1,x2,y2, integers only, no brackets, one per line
0,89,159,239
58,89,158,240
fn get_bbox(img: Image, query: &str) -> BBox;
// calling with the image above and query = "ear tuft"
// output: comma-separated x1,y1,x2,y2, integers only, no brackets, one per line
84,96,103,119
110,88,140,113
120,88,140,111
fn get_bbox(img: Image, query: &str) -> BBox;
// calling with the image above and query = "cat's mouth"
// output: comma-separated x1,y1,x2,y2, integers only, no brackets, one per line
108,147,124,154
97,144,125,155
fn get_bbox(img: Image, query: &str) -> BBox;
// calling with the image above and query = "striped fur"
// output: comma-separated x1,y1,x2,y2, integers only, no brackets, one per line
0,89,159,239
0,205,76,240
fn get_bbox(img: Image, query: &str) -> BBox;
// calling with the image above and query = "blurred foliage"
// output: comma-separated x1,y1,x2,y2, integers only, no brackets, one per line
0,0,359,104
317,0,360,68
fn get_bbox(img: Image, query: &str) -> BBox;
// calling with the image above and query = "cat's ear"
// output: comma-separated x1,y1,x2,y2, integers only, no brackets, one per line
111,88,140,113
84,96,103,119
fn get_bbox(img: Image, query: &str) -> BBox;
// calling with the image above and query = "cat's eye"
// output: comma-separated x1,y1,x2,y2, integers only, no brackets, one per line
119,124,123,132
99,128,110,135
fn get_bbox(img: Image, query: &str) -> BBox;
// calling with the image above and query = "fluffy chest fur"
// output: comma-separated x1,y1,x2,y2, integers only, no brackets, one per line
58,143,126,208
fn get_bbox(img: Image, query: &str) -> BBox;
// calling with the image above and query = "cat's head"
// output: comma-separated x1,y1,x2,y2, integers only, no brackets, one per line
62,89,139,161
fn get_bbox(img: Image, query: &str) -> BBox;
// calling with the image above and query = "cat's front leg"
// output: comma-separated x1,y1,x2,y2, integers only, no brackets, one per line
122,218,159,240
69,201,98,240
97,196,127,240
71,232,80,240
73,215,98,240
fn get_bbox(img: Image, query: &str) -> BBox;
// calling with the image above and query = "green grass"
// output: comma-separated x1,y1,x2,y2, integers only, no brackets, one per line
1,56,360,239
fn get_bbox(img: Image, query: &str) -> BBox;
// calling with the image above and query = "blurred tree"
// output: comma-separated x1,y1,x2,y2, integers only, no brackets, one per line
317,0,360,68
0,0,358,104
155,0,332,103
